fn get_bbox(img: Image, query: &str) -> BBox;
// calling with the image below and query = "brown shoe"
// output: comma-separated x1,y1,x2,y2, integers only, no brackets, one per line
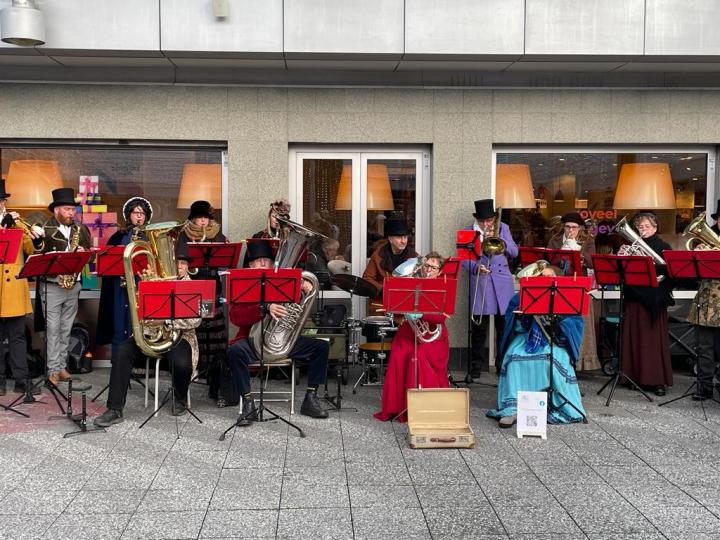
47,372,61,387
57,369,73,381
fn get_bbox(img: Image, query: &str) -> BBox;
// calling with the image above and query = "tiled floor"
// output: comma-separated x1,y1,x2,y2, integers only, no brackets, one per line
1,367,720,539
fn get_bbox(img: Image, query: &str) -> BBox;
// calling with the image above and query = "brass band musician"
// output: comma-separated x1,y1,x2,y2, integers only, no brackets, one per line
39,188,91,388
0,179,43,396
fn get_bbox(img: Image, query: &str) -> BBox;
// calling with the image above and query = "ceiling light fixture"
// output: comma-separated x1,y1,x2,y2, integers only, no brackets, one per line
0,0,45,46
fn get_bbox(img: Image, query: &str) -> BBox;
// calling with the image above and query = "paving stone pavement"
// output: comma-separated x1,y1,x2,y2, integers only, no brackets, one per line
1,368,720,539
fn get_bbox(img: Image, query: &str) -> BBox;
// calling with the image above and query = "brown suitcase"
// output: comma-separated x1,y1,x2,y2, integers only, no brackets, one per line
406,388,475,449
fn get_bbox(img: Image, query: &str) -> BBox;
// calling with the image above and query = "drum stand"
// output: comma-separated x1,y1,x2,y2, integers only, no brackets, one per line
324,288,357,411
352,327,391,393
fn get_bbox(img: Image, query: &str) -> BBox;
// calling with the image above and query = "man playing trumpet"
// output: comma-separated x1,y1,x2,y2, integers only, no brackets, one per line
0,179,44,395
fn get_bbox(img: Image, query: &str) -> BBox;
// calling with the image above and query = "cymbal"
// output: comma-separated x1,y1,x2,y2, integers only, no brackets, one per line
328,260,351,275
331,273,378,297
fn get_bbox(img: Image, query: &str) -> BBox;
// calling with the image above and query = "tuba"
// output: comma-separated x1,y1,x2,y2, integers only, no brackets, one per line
517,259,549,278
391,257,442,343
123,221,184,357
248,217,324,362
683,211,720,250
614,215,666,266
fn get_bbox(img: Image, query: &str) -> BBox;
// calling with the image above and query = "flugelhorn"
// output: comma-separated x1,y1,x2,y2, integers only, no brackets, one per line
683,211,720,250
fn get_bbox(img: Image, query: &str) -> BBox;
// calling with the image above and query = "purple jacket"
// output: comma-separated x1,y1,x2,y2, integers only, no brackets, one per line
462,222,519,315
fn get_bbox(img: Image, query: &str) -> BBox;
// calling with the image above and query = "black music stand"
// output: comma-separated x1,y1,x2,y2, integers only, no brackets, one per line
383,275,457,421
90,246,152,403
659,249,720,415
455,229,497,387
591,254,658,406
220,267,305,440
11,251,93,418
136,279,216,430
186,242,243,386
519,276,591,423
0,229,29,418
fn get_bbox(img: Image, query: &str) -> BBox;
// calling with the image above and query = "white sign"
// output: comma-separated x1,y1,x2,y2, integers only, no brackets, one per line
516,391,547,439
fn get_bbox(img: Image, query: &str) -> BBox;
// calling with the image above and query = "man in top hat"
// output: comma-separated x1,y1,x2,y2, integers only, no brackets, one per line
463,198,518,379
711,199,720,235
0,180,44,395
40,187,91,387
96,197,153,361
227,239,330,426
176,200,228,376
94,250,200,426
362,213,418,315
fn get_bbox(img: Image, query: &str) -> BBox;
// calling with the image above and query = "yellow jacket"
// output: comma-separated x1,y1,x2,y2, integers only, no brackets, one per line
0,228,35,318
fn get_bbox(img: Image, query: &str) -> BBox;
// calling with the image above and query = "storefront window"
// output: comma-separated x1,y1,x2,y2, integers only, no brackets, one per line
496,151,710,251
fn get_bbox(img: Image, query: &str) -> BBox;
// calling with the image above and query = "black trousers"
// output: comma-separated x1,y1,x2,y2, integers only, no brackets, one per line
107,337,193,411
0,316,29,384
470,314,505,372
228,336,329,396
696,325,720,395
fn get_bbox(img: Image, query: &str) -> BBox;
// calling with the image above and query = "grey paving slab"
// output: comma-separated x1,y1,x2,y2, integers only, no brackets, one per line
425,505,507,537
276,507,353,539
210,481,282,511
121,509,206,539
346,459,411,486
0,514,56,539
352,506,431,539
44,512,132,540
137,488,213,512
280,478,350,509
0,489,77,515
66,489,145,514
415,483,489,508
282,464,347,486
640,504,720,535
199,509,278,538
494,503,585,536
563,500,656,534
349,484,420,508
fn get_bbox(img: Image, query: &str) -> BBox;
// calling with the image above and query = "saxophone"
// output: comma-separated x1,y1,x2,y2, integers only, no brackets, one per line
58,225,80,289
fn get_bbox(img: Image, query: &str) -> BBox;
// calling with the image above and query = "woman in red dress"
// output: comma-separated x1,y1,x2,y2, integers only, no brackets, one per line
374,252,450,422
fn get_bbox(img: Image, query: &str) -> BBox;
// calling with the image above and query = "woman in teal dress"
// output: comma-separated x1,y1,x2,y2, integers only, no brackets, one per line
487,288,586,428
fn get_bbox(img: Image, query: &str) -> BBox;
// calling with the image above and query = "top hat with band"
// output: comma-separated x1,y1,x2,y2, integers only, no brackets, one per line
473,199,495,219
49,188,77,211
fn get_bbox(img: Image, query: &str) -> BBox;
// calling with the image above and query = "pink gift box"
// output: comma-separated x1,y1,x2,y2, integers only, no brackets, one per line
82,212,118,248
78,175,99,205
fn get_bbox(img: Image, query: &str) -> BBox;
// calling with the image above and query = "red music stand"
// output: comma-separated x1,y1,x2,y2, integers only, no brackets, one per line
136,279,215,428
382,276,457,421
519,247,584,276
220,267,304,440
660,249,720,412
440,256,461,279
187,242,243,270
95,245,149,277
590,253,658,405
0,228,22,264
519,276,591,423
14,250,94,419
455,230,481,261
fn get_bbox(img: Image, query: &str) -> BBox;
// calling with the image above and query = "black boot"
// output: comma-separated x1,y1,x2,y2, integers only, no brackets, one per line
300,389,329,419
94,409,124,427
236,396,256,427
172,399,188,416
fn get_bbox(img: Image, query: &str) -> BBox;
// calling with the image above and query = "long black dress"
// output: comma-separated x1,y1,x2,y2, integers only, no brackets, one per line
621,233,674,387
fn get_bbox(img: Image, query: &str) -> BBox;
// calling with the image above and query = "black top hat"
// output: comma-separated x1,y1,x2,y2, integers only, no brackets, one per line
176,247,192,263
0,179,10,198
49,188,77,211
561,212,585,227
473,199,495,219
385,217,409,237
712,199,720,220
246,239,274,263
188,200,214,220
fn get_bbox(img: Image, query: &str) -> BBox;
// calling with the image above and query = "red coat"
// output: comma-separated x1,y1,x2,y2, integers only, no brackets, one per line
228,302,262,344
373,312,449,423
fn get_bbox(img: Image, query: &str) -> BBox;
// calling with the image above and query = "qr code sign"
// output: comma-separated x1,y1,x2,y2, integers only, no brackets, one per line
526,415,538,428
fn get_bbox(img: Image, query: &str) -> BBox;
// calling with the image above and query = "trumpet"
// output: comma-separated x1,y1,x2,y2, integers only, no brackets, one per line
1,212,45,250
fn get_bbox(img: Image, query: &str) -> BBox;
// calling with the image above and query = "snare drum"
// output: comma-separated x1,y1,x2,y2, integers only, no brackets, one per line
361,316,396,342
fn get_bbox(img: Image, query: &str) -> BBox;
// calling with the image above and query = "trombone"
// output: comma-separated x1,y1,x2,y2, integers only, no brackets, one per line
472,207,506,325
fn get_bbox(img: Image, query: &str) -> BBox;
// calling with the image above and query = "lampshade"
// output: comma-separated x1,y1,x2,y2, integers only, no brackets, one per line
614,163,676,209
177,164,222,209
6,159,63,207
335,163,395,211
495,164,535,208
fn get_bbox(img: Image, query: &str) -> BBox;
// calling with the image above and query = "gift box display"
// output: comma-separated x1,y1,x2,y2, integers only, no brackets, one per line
78,175,99,205
82,212,118,248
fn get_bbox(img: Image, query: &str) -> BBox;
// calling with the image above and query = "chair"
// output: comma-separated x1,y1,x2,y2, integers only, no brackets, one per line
245,358,296,414
144,357,192,417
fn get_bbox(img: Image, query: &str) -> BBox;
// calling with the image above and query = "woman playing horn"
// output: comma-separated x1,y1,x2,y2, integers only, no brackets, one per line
374,251,450,423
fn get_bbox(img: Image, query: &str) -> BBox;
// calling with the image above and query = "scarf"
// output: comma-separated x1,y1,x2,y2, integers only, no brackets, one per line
183,219,221,241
